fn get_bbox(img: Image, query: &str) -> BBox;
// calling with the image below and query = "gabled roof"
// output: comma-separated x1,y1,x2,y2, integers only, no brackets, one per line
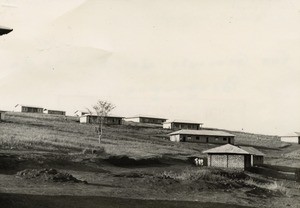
203,144,250,155
74,110,89,113
169,129,235,137
164,119,203,125
125,115,167,120
281,132,300,137
239,146,265,156
15,104,44,109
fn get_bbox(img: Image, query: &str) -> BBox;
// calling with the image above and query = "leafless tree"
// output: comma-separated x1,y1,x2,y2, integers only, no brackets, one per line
87,100,115,144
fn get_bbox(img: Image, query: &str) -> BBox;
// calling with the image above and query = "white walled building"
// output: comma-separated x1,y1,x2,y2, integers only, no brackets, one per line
14,104,44,113
281,132,300,144
124,115,167,125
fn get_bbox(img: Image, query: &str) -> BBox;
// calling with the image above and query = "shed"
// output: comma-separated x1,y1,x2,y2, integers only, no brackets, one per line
169,129,235,144
14,104,43,113
239,146,265,166
80,114,123,125
203,144,251,170
281,132,300,144
124,115,167,125
163,120,203,130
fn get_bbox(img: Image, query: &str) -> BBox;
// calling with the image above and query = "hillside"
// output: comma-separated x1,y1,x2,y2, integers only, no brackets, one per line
1,112,300,208
0,112,296,160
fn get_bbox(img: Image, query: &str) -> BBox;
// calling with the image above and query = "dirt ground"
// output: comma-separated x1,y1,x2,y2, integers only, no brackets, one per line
1,150,300,208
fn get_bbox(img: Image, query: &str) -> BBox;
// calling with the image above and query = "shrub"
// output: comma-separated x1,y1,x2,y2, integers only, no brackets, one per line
157,167,244,182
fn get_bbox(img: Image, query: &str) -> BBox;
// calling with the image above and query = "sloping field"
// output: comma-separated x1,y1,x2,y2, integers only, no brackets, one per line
0,112,203,158
0,112,296,160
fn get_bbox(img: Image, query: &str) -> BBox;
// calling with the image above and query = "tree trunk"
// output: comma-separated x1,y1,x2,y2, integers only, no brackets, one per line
98,134,102,144
98,119,103,144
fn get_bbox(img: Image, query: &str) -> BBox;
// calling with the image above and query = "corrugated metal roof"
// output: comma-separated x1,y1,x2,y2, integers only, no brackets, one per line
203,144,250,154
164,119,203,124
239,146,265,156
169,129,235,137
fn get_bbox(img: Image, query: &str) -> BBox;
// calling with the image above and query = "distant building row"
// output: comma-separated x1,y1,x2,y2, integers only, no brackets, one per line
76,112,203,130
12,106,203,130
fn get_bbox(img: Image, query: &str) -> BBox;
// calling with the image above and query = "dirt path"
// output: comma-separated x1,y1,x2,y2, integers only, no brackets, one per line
0,193,254,208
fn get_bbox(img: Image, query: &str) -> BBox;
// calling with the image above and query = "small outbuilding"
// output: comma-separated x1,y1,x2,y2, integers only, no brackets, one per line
203,144,252,170
163,120,203,130
80,114,123,125
169,129,235,144
280,132,300,144
124,115,167,125
43,109,66,116
14,104,43,113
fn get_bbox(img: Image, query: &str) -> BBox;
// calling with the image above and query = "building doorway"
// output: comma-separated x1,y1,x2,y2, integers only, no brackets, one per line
244,155,251,169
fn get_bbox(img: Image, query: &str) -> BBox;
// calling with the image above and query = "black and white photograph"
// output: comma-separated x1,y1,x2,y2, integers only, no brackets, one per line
0,0,300,207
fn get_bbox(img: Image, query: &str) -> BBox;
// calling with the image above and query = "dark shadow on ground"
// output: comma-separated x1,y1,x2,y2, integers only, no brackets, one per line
0,193,255,208
0,154,109,175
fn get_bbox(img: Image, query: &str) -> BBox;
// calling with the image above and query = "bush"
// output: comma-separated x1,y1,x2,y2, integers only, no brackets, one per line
82,146,106,155
157,167,245,182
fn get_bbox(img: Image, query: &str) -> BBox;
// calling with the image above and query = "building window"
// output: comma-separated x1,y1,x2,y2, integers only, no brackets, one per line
223,138,227,141
196,136,200,140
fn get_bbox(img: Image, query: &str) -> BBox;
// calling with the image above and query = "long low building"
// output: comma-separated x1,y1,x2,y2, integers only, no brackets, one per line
203,144,265,170
80,114,123,125
169,129,235,144
124,115,167,125
163,120,203,130
14,104,44,113
281,132,300,144
43,109,66,116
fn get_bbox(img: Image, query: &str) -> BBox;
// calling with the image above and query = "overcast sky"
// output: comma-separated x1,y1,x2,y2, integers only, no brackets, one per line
1,0,299,135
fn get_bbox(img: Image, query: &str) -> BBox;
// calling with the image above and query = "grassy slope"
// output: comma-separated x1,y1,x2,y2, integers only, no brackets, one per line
0,112,298,161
